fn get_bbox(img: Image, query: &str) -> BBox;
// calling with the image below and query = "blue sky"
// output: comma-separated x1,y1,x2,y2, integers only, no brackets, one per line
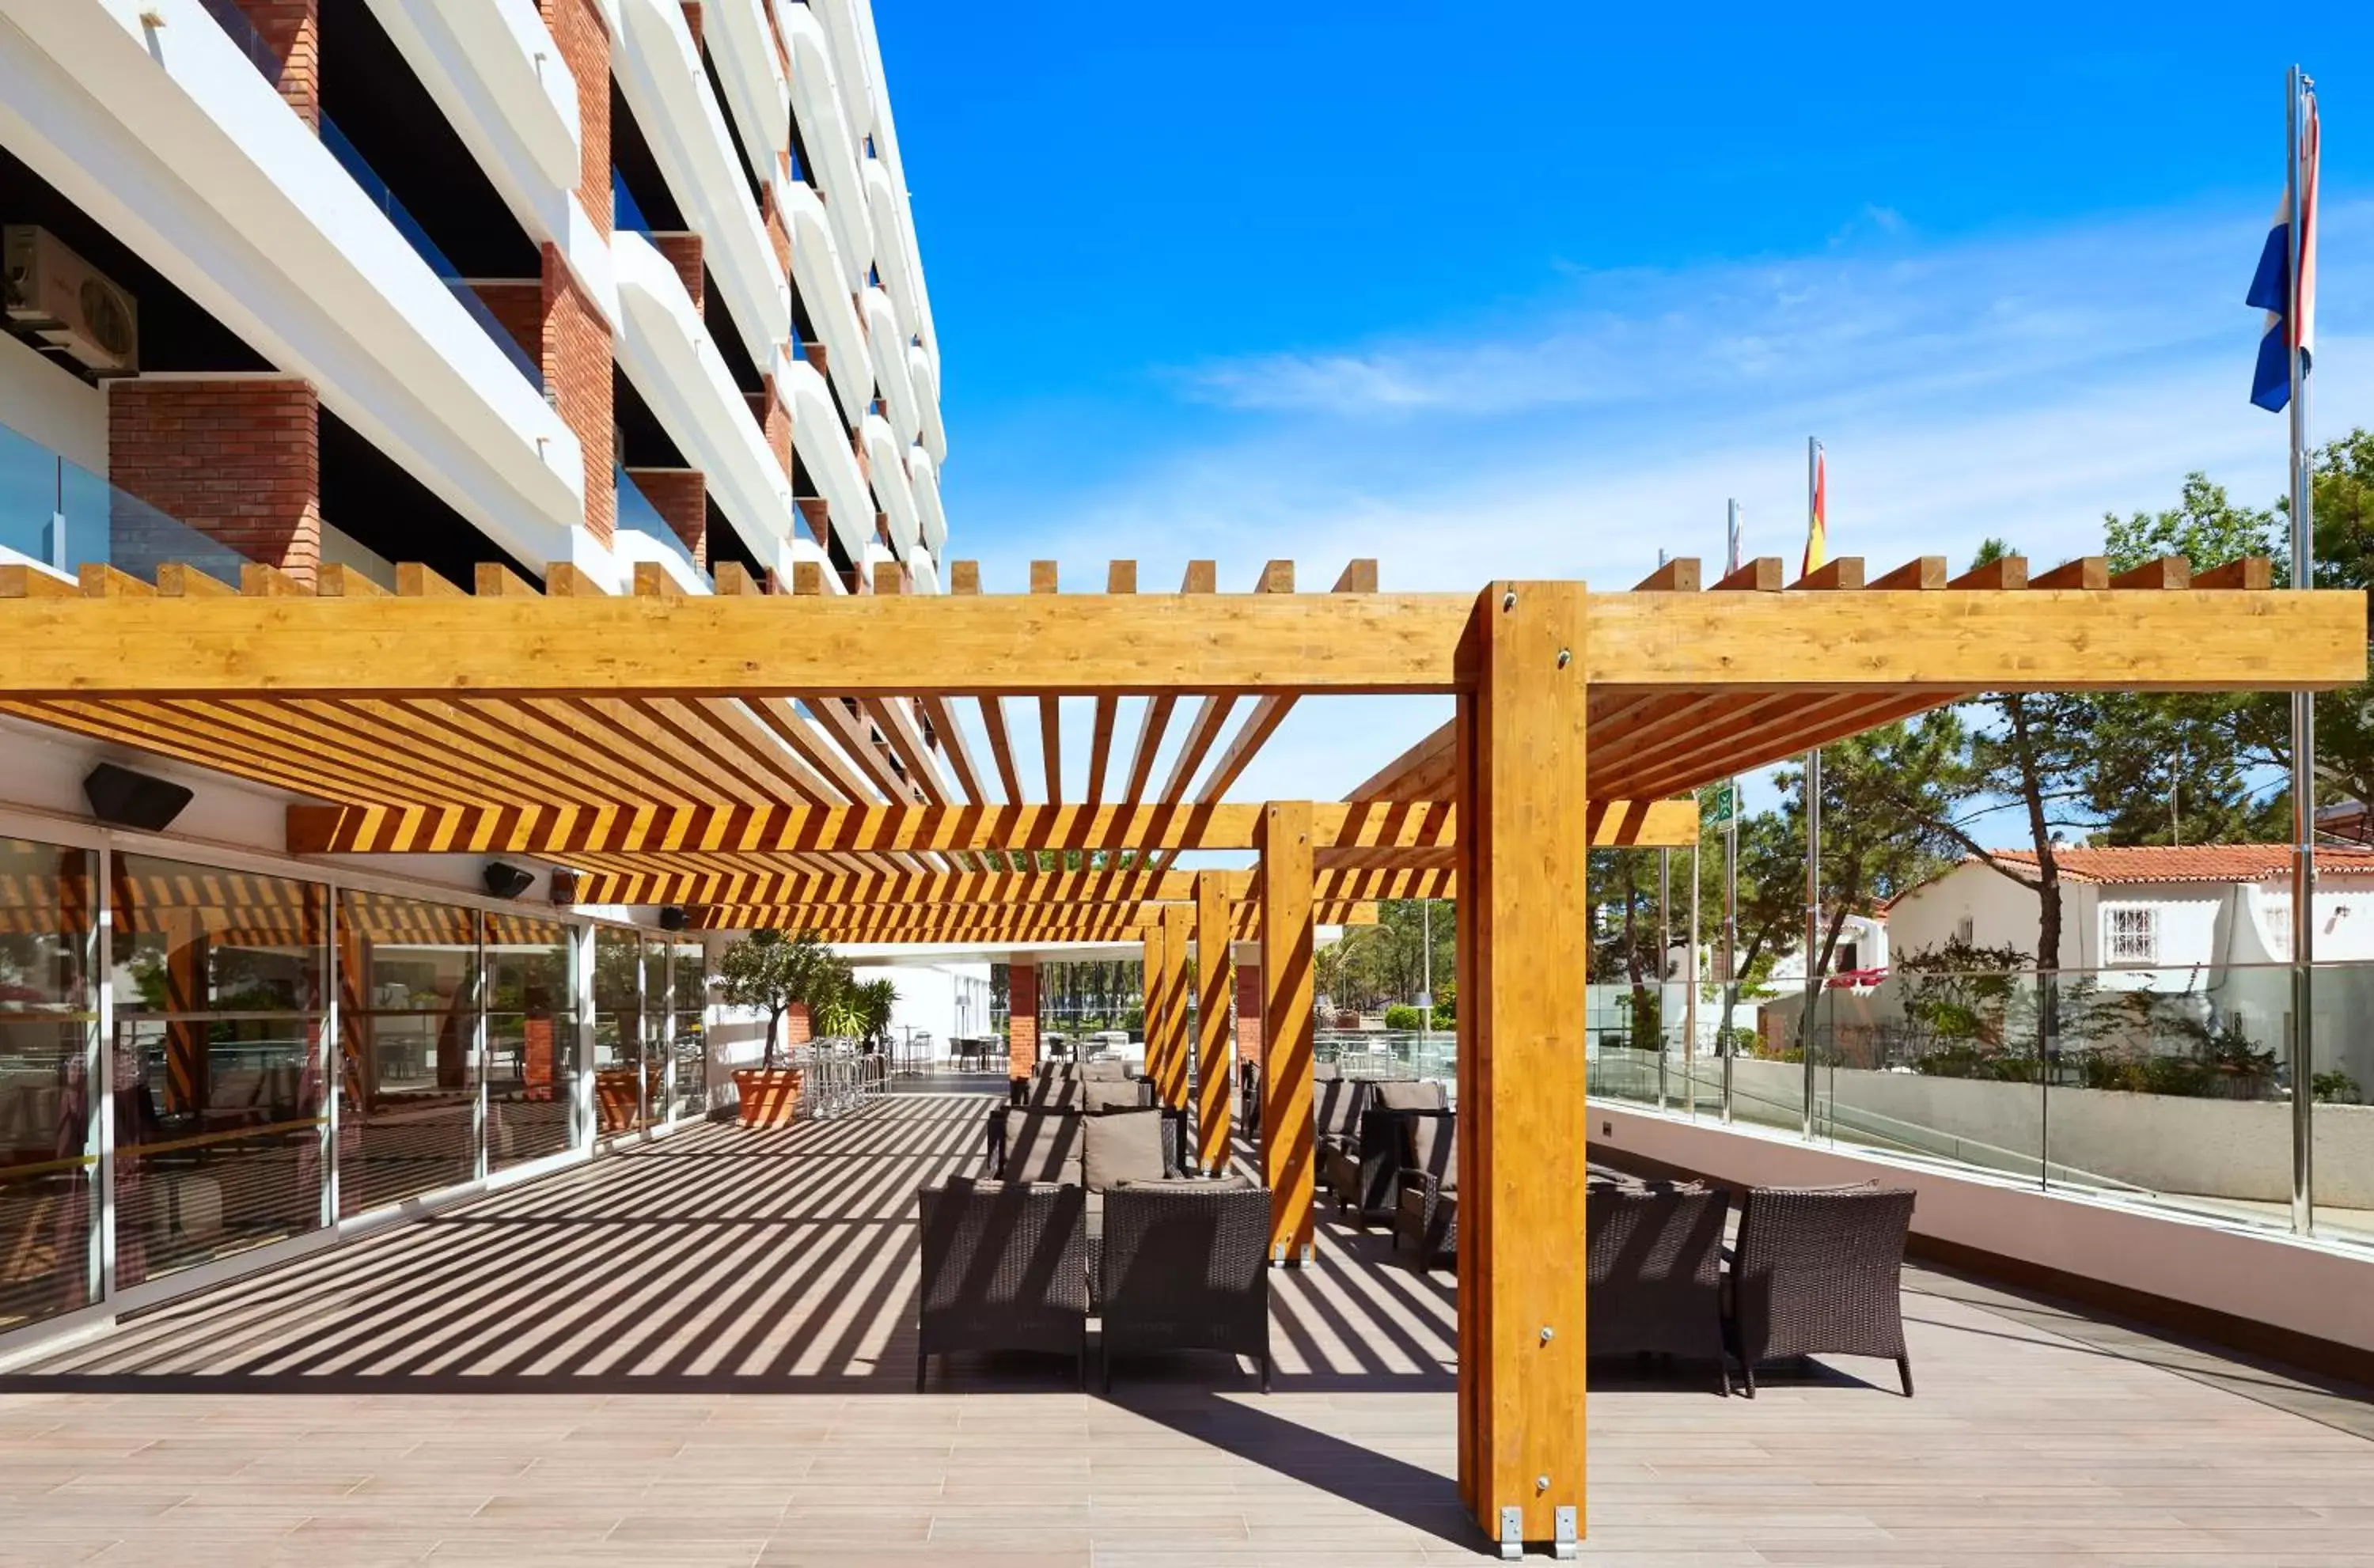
880,2,2374,809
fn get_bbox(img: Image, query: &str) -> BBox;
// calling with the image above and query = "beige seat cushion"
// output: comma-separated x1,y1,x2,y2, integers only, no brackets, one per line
1082,1109,1167,1192
1375,1080,1447,1112
1081,1061,1130,1081
1081,1079,1142,1115
1022,1076,1082,1111
1119,1172,1253,1192
1405,1116,1455,1191
1004,1111,1085,1182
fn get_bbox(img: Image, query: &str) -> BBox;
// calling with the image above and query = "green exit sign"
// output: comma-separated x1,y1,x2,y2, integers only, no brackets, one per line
1703,782,1738,828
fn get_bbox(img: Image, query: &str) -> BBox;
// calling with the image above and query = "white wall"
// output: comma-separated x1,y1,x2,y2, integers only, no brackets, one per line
855,960,991,1056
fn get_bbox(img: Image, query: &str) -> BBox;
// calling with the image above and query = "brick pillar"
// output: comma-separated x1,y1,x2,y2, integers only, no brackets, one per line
681,2,703,46
796,497,831,551
108,378,323,584
805,343,830,385
786,1002,811,1045
650,233,703,310
230,0,319,128
624,468,705,566
1007,960,1038,1083
1236,963,1265,1067
537,0,615,545
760,185,792,275
757,375,793,482
543,244,614,543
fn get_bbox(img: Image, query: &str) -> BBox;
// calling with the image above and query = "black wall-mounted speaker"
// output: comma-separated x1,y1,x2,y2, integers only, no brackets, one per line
658,905,688,931
83,763,193,833
482,862,537,900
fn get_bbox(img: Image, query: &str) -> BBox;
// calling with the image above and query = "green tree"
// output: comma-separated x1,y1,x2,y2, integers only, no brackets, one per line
715,930,846,1070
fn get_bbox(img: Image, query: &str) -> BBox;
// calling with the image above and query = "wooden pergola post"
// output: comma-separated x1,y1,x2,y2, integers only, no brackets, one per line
1159,902,1193,1109
1194,870,1234,1173
1458,581,1591,1554
1259,800,1315,1265
1140,922,1166,1089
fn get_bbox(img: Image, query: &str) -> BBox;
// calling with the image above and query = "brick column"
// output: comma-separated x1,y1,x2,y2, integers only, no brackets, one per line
1007,960,1038,1084
108,378,323,584
1235,963,1265,1066
757,376,794,483
230,0,319,128
537,0,616,545
796,497,832,551
650,233,703,310
786,1002,811,1045
624,468,705,566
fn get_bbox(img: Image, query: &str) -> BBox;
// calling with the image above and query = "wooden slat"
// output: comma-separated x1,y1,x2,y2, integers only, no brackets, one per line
395,562,464,597
544,562,606,597
1159,902,1193,1109
2033,556,2109,590
1033,562,1062,805
239,565,310,597
1333,559,1380,593
1084,562,1133,805
1712,557,1782,592
948,566,1023,805
1260,800,1314,1264
1142,920,1170,1100
2196,557,2274,590
1791,557,1864,591
2112,555,2191,591
155,563,234,597
315,564,388,597
871,562,902,597
1869,556,1947,590
632,562,685,599
1459,579,1589,1543
1195,869,1234,1172
1633,559,1701,593
1950,556,2027,590
713,561,763,596
792,560,825,596
285,799,1457,856
78,564,154,598
473,564,540,597
1192,560,1376,808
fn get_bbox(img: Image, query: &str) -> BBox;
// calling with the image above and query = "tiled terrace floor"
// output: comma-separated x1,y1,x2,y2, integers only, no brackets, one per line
4,1085,2374,1563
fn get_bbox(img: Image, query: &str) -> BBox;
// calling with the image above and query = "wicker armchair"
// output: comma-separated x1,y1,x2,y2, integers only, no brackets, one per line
1330,1096,1452,1229
915,1179,1090,1390
1588,1183,1731,1394
1392,1116,1458,1267
1726,1184,1917,1397
1096,1183,1272,1393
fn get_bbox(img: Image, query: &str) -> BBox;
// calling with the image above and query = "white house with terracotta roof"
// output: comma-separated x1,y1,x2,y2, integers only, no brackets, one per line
1885,845,2374,973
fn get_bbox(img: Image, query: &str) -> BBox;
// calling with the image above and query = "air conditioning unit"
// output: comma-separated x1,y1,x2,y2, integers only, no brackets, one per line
3,226,138,378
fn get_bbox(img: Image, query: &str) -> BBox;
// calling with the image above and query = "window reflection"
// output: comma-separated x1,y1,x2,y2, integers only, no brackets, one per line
336,891,480,1215
592,929,644,1134
670,940,707,1120
111,854,327,1286
0,836,98,1330
487,913,577,1168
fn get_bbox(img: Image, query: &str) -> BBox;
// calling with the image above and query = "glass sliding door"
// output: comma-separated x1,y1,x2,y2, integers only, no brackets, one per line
669,940,707,1121
0,835,99,1331
591,928,643,1136
486,913,578,1168
336,890,481,1216
111,853,328,1286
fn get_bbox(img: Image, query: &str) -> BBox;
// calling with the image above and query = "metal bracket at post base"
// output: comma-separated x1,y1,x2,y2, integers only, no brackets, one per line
1268,1243,1314,1269
1496,1503,1581,1560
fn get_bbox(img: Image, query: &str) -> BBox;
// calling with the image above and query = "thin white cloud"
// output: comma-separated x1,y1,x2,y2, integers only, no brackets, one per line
959,198,2374,804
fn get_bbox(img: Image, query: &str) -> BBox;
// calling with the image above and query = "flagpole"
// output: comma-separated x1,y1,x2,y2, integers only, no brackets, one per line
1802,438,1822,1139
1721,499,1741,1125
2286,64,2316,1237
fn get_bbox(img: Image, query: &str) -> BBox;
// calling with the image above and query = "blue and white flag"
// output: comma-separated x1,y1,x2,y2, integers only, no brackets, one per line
2247,86,2319,412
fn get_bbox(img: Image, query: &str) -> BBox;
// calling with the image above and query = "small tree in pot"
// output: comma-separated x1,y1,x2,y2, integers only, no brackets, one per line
717,930,845,1123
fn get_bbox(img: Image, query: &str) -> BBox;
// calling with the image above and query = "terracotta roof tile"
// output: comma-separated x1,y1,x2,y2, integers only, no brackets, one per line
1981,844,2374,884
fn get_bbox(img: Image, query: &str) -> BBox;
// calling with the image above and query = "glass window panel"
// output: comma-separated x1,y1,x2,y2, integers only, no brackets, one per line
591,928,643,1135
670,941,707,1119
336,890,480,1216
111,852,328,1287
487,913,578,1169
0,836,98,1330
639,938,667,1127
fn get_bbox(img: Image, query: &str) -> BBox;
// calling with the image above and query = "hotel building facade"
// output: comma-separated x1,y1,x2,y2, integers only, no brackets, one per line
0,0,957,1352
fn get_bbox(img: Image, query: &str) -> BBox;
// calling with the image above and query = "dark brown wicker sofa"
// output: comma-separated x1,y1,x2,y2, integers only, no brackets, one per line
915,1179,1090,1389
1392,1115,1458,1267
1096,1181,1272,1392
1726,1184,1916,1397
1327,1081,1451,1229
1587,1181,1731,1394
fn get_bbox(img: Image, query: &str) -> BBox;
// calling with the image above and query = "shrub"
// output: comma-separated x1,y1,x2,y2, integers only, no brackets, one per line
1382,1003,1424,1032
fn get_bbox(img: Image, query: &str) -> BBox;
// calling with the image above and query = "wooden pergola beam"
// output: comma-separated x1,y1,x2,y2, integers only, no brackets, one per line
554,863,1467,908
688,900,1377,937
287,800,1458,856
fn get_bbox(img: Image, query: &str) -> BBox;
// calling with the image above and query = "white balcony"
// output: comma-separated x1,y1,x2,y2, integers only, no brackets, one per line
907,442,946,558
779,350,870,562
701,0,789,191
772,0,872,294
613,230,794,572
861,411,919,558
0,0,584,564
909,343,946,465
862,285,920,445
615,0,788,373
778,176,871,422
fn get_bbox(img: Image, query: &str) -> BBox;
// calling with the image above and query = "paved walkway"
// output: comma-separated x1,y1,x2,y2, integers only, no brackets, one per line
1,1089,2372,1563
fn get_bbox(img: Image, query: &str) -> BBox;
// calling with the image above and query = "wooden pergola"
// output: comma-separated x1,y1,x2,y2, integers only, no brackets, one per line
1,547,2358,1555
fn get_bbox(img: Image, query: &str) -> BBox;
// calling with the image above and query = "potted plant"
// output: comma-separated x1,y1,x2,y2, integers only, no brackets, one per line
718,930,844,1125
